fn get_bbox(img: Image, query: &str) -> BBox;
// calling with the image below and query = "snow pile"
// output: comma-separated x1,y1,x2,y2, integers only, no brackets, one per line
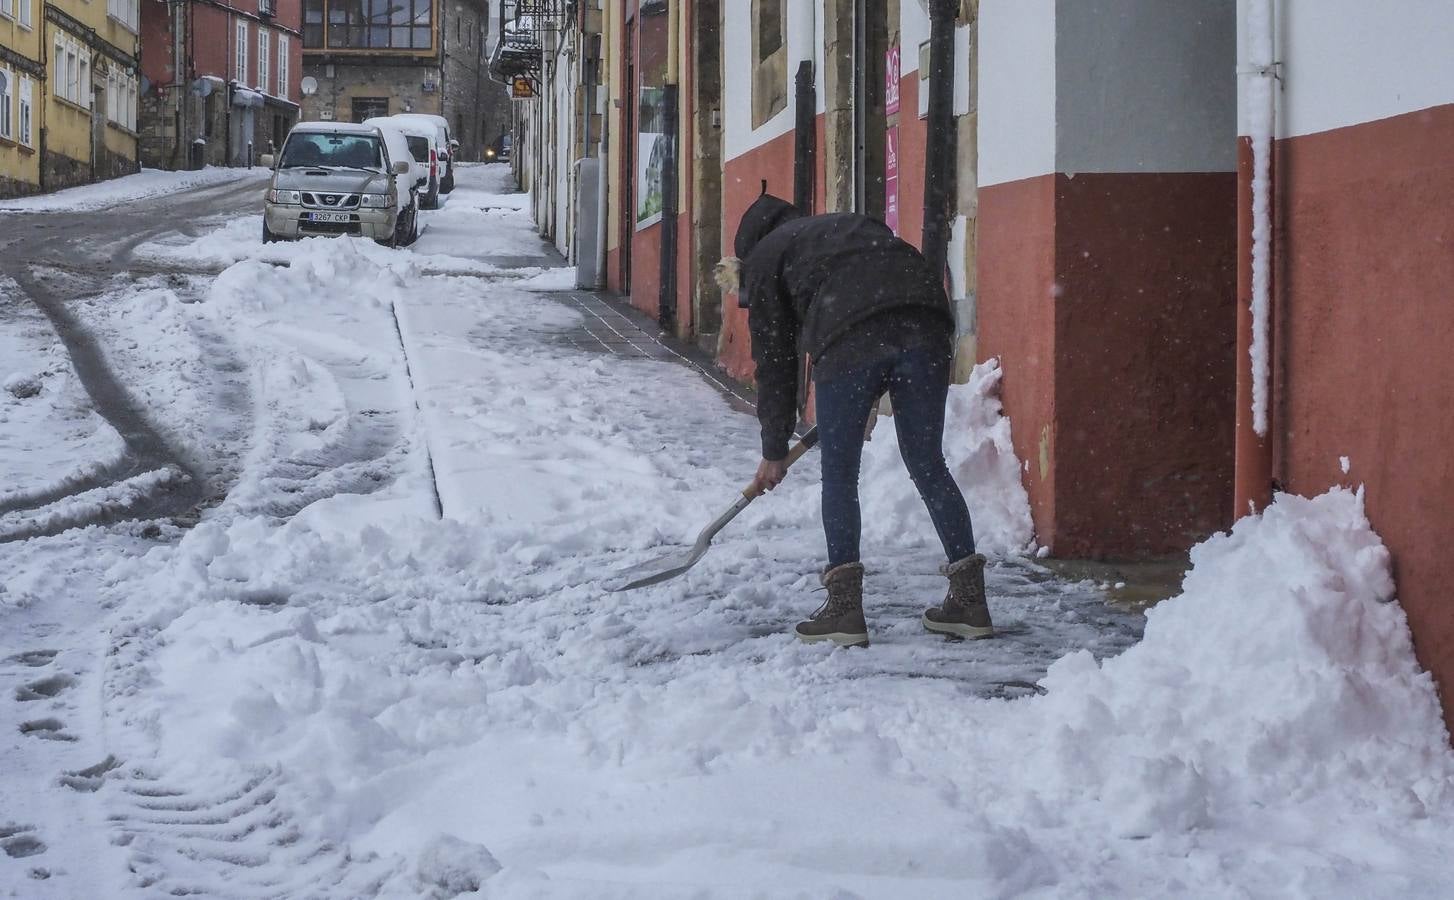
1008,488,1452,846
0,166,265,213
414,834,502,896
516,266,577,292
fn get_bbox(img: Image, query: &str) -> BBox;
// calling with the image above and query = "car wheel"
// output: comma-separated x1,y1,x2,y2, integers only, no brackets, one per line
441,170,454,193
262,220,276,244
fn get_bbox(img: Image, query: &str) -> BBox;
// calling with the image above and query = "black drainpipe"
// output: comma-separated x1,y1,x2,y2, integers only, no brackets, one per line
656,82,679,330
793,60,816,213
921,0,957,280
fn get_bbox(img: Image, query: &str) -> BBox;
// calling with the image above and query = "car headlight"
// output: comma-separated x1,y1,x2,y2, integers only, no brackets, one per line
359,193,391,208
267,189,301,204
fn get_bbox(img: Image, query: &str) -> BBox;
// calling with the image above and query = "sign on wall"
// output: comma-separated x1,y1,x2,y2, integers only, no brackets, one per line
511,77,535,100
886,46,901,116
885,126,900,234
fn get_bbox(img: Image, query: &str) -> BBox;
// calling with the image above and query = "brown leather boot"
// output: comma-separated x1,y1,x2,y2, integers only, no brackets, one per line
795,562,870,647
923,553,994,639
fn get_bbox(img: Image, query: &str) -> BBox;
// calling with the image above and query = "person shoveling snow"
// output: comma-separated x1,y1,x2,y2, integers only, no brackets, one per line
717,192,990,648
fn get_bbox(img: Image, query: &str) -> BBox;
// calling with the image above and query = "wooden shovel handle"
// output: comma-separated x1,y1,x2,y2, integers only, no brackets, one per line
742,426,820,500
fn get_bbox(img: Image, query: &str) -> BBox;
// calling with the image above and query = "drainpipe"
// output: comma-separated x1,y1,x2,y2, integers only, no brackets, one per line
921,0,957,279
656,0,680,331
1234,0,1278,517
792,60,816,213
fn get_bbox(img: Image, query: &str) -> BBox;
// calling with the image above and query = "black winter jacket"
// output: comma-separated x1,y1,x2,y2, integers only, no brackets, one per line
736,194,953,459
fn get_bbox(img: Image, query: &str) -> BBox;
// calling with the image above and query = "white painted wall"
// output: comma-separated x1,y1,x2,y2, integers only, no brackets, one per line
1057,0,1237,174
977,0,1057,186
1244,0,1454,139
722,0,826,163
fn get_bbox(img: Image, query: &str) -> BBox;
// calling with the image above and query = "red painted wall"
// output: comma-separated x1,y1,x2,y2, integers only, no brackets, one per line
719,128,797,377
894,72,926,250
1052,172,1237,557
977,174,1060,540
978,170,1237,558
1274,102,1454,730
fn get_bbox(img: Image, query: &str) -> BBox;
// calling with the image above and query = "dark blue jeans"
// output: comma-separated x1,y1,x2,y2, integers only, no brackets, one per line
815,344,976,568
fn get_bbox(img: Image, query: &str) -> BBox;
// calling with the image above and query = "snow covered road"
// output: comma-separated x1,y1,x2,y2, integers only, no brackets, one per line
3,165,1454,898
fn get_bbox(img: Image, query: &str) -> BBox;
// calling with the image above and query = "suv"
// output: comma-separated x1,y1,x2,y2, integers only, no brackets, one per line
260,122,414,246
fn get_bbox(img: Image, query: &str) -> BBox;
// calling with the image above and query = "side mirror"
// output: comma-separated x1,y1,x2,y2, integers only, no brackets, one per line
260,154,275,168
392,160,411,175
449,139,459,150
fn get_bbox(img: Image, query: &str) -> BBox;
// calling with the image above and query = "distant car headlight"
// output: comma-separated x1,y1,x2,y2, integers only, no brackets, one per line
485,148,496,159
267,189,301,204
359,193,392,208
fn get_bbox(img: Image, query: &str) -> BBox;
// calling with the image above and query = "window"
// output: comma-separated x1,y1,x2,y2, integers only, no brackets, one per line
19,0,31,29
106,0,139,31
258,30,269,91
18,76,31,145
750,0,788,127
303,0,323,47
236,20,249,83
757,0,783,61
277,35,289,97
0,0,12,21
104,69,136,131
350,96,388,122
0,70,12,141
319,0,434,51
279,131,383,169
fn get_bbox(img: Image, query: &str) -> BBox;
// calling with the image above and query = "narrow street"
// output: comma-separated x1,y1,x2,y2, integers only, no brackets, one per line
1,166,1449,897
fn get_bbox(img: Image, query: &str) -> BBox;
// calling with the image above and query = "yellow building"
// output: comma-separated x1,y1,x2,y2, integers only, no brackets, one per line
1,0,44,196
1,0,140,198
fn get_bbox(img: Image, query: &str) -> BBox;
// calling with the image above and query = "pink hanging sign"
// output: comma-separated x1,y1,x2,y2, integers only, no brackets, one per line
885,126,900,234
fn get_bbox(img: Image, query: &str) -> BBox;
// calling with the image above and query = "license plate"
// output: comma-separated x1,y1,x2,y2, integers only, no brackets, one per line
306,212,352,223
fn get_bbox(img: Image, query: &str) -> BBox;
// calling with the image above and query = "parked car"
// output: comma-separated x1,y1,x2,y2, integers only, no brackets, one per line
259,122,414,247
390,114,455,193
365,116,441,209
373,123,423,245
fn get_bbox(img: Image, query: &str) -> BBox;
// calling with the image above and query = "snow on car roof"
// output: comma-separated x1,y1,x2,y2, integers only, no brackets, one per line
290,121,381,136
363,117,435,139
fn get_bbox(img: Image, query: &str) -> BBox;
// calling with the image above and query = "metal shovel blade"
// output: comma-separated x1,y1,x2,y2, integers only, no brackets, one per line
606,427,818,593
608,544,711,592
607,493,750,592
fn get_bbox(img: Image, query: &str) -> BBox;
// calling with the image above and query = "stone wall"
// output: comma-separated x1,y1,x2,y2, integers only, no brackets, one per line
41,150,93,193
301,60,446,124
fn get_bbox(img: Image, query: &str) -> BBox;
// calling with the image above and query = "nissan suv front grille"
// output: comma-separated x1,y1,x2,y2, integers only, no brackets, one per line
301,192,361,210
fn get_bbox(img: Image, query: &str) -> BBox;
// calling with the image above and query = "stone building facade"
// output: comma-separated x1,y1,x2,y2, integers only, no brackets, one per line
299,0,509,160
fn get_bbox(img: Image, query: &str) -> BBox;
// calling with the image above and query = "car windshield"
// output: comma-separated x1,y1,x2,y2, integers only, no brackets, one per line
405,136,430,163
279,133,383,171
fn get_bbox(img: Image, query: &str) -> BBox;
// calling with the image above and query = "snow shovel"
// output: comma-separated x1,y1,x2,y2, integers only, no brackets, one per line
609,427,820,591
